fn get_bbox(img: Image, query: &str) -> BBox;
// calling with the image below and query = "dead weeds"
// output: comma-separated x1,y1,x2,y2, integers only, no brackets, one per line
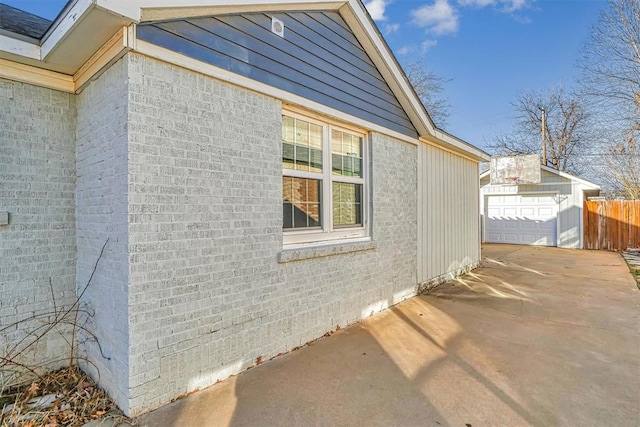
1,365,132,427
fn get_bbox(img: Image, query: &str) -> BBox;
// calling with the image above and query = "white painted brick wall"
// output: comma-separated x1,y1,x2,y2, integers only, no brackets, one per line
0,53,421,417
124,54,417,415
0,79,77,381
75,58,131,412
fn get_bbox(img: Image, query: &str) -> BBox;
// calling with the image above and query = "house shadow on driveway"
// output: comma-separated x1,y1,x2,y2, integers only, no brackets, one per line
138,244,640,426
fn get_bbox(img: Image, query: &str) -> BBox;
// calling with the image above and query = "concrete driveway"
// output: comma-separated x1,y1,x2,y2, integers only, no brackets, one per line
138,244,640,426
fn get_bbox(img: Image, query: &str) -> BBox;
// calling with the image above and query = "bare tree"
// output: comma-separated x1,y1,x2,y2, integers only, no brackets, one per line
579,0,640,118
602,129,640,198
579,0,640,198
403,59,451,128
488,86,591,173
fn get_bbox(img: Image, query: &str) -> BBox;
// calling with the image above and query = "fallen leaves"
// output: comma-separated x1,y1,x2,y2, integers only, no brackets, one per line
1,366,132,427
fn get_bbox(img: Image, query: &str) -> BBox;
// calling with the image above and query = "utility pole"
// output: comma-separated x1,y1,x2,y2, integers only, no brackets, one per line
540,107,547,166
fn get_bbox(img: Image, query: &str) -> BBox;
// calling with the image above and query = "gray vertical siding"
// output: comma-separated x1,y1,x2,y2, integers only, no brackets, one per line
418,143,481,285
137,11,418,138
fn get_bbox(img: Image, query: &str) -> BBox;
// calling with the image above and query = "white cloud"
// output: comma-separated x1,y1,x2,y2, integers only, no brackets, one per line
397,45,415,56
384,23,400,35
364,0,389,21
458,0,496,6
412,0,459,35
421,39,438,52
396,39,438,56
502,0,528,13
458,0,531,13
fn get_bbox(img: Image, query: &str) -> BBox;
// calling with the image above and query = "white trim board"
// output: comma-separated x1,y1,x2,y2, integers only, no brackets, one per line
134,40,421,146
0,34,40,59
0,58,74,92
0,27,130,94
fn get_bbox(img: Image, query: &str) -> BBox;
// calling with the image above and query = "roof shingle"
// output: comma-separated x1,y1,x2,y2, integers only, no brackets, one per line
0,3,51,40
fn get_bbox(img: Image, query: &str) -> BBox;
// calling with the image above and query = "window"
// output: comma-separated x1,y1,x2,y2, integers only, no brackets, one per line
282,112,368,245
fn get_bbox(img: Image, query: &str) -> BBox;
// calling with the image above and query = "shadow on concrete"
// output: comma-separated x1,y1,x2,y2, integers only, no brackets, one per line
138,244,640,426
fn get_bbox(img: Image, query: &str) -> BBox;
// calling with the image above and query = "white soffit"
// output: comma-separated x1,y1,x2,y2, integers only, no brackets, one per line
43,8,131,74
0,0,132,74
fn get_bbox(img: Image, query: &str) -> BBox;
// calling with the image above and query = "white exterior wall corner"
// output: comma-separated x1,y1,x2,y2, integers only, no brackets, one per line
0,80,77,380
418,143,481,288
75,57,131,412
123,53,418,415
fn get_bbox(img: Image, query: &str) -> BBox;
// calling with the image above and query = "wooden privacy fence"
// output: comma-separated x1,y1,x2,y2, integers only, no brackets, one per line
583,200,640,251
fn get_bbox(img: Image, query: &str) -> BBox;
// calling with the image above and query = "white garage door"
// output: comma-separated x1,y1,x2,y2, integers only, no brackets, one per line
486,194,557,246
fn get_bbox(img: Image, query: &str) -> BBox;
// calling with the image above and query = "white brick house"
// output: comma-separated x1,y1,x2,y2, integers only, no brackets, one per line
0,0,489,416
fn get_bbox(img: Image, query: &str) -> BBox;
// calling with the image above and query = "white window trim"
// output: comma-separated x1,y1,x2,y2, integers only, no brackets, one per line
283,110,370,247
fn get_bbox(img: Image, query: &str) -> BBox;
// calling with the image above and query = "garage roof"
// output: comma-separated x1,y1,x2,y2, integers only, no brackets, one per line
480,164,601,190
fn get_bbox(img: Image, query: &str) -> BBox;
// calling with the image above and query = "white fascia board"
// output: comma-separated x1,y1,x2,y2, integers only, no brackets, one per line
136,0,340,7
422,134,489,162
96,0,142,20
341,1,488,162
340,0,434,138
41,0,95,60
541,165,601,189
432,130,491,161
140,1,344,21
0,35,40,59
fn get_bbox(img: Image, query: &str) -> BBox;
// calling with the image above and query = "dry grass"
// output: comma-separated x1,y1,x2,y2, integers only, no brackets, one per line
622,249,640,291
1,366,132,427
1,240,127,426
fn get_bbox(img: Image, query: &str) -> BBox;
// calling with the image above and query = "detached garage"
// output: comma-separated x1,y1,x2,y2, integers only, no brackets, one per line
481,164,600,248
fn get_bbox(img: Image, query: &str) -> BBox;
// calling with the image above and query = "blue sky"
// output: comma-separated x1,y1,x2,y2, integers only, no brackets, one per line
366,0,606,150
4,0,606,151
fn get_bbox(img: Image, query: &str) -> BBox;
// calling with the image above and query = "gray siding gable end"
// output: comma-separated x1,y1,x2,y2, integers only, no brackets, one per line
137,11,418,138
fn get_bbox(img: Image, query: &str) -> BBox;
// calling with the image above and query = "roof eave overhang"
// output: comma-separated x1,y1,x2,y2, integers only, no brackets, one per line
422,132,490,162
480,164,601,190
339,0,488,161
0,0,488,161
0,0,134,74
541,165,601,189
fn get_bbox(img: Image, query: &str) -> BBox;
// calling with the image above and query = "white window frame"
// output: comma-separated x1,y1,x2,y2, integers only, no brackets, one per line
282,110,369,247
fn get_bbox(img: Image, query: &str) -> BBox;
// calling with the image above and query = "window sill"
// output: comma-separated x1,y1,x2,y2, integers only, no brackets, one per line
278,239,376,263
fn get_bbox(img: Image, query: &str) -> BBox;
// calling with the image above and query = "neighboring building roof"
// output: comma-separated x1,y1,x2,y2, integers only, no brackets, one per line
0,3,51,40
0,0,490,161
480,164,601,190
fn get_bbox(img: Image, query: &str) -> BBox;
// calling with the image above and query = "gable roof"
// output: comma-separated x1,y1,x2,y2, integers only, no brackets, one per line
480,164,601,190
0,0,489,161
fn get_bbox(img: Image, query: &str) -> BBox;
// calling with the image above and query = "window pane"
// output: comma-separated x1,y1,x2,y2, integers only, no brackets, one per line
309,123,322,149
331,130,363,177
282,116,295,170
282,116,323,172
283,177,322,229
333,182,362,227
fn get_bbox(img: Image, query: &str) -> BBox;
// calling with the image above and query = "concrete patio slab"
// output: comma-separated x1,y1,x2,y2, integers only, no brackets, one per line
136,245,640,426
